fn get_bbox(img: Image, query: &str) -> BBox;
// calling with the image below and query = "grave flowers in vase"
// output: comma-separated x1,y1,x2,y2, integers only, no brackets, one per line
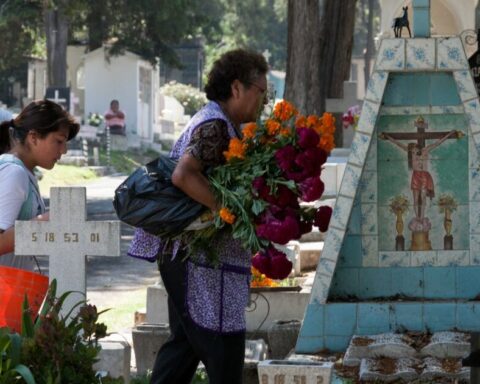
189,100,334,280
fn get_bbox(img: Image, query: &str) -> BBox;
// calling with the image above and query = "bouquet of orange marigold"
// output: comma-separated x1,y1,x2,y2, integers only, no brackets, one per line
199,100,334,280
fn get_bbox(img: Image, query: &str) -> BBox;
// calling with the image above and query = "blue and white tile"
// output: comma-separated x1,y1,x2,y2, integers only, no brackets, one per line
469,202,480,234
406,38,435,69
453,70,478,102
356,100,381,135
361,203,377,235
359,170,377,203
365,71,388,103
432,105,464,114
436,250,470,266
364,136,377,171
469,137,480,168
470,235,480,264
411,251,437,267
375,39,405,70
310,275,331,304
463,98,480,135
349,131,373,167
331,195,354,230
437,37,469,70
322,226,346,259
469,168,480,201
362,235,379,267
379,251,411,267
338,164,362,198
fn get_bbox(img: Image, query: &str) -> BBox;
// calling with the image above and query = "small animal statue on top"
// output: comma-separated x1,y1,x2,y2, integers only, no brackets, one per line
392,6,412,38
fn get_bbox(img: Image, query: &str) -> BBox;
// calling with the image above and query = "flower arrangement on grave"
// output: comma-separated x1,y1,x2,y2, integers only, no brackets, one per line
250,266,279,288
87,112,104,127
190,100,335,280
342,105,361,129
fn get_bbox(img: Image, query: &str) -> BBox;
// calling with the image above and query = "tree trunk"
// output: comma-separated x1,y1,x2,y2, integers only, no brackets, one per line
285,0,356,115
86,0,108,51
363,0,375,90
44,7,68,87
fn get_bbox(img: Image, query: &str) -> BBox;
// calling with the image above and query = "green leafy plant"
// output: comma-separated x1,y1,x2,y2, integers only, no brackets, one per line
0,328,35,384
21,280,108,384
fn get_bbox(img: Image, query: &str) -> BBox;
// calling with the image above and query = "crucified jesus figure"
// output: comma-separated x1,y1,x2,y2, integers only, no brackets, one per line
380,130,458,220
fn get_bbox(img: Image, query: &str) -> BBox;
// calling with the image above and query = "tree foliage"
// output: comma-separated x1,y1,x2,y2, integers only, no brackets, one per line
206,0,287,70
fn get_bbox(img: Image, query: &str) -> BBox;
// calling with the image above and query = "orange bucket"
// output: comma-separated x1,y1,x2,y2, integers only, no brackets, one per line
0,266,49,332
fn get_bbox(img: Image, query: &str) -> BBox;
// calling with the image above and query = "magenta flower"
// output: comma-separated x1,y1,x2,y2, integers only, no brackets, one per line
256,209,301,244
270,251,293,280
252,252,271,276
314,205,333,232
297,128,319,149
275,145,297,172
252,176,270,200
299,176,325,202
268,185,299,208
299,218,313,235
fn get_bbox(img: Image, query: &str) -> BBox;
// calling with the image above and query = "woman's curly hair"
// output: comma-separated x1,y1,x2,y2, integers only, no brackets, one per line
204,49,268,102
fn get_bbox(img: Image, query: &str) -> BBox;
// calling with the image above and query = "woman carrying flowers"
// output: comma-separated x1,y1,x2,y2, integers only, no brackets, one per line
133,49,269,384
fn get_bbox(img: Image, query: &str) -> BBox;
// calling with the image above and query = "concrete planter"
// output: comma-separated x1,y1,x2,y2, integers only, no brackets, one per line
132,323,170,375
257,360,334,384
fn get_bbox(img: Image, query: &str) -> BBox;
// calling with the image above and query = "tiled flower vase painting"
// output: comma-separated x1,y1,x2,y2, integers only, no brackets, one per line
377,114,469,255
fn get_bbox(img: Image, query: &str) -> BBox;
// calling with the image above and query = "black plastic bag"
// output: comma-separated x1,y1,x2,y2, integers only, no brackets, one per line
113,154,205,237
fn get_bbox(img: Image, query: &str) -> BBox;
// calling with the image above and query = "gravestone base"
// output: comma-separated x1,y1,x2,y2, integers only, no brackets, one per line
94,338,131,383
132,323,170,376
257,359,334,384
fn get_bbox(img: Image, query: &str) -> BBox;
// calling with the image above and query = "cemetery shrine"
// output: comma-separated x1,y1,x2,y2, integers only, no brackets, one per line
297,0,480,354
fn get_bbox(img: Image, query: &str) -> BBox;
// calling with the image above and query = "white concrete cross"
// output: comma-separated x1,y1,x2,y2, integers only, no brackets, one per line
47,90,67,104
15,187,121,316
263,49,272,64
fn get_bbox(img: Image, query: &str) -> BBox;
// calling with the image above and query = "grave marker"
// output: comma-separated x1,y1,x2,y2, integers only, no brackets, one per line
15,187,121,315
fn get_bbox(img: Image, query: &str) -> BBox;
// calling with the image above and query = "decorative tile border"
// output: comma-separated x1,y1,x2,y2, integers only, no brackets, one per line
359,170,377,203
411,251,437,267
349,131,373,167
338,163,363,199
406,38,435,69
364,136,377,171
332,195,354,230
470,235,480,264
453,70,478,102
365,71,389,103
380,105,464,115
437,37,469,70
464,98,480,136
469,137,480,168
469,167,480,201
361,203,377,235
436,250,470,266
362,236,379,267
375,39,405,71
356,100,381,136
379,251,411,267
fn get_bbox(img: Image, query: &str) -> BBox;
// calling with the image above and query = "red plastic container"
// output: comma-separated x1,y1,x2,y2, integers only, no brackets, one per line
0,266,49,332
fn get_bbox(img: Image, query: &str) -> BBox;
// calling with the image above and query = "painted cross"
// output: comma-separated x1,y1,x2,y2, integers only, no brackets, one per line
15,187,121,316
262,49,271,64
47,90,67,104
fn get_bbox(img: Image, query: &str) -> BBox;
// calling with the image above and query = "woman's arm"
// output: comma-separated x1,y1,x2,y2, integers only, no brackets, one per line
0,227,14,256
171,153,218,211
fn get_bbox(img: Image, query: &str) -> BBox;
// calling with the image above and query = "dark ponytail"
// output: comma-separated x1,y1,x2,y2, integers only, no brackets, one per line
0,120,12,154
0,100,80,155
